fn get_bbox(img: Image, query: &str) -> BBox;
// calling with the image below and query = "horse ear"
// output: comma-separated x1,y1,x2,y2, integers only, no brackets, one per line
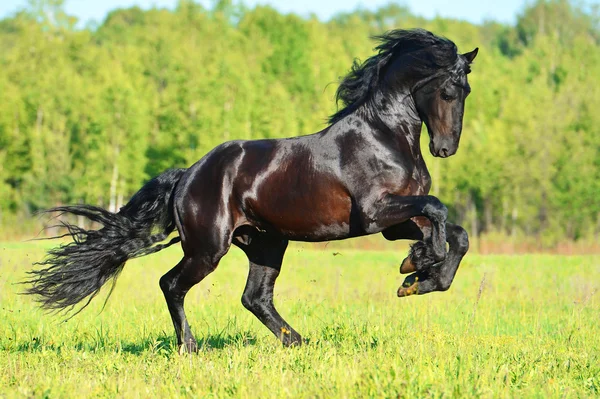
462,48,479,64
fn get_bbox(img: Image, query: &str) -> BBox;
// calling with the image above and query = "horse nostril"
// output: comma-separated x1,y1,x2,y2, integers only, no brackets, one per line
441,148,449,157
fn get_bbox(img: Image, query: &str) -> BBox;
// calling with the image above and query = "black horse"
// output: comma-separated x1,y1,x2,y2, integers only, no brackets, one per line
26,29,478,352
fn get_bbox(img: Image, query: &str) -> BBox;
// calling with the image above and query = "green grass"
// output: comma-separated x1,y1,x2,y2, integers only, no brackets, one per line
1,242,599,398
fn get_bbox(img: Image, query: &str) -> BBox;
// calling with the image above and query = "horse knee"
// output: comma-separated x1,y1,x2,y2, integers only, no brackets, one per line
423,196,448,223
241,291,254,311
241,291,271,316
159,273,175,295
242,270,277,314
160,254,222,298
159,274,188,305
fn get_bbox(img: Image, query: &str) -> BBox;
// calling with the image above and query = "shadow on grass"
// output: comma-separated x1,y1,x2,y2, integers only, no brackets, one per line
7,331,258,356
120,332,258,355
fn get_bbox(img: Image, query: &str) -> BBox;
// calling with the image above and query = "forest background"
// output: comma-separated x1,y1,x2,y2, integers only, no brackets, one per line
0,0,598,251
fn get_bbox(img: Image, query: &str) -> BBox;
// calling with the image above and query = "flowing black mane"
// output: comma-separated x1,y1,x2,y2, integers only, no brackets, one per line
329,29,459,124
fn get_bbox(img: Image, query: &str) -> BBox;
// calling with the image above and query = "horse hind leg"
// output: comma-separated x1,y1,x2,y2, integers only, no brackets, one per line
159,240,230,353
236,231,302,346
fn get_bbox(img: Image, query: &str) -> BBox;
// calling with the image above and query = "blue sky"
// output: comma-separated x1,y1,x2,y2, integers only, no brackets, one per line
0,0,582,26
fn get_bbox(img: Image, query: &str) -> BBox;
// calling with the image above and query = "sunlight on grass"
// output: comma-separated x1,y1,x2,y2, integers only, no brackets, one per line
1,243,599,398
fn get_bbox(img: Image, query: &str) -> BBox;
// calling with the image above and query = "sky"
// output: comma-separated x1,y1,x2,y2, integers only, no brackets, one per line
0,0,587,27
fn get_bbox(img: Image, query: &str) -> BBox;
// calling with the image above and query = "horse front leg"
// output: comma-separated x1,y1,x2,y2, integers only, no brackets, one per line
382,217,437,274
383,220,469,296
398,223,469,296
366,194,448,263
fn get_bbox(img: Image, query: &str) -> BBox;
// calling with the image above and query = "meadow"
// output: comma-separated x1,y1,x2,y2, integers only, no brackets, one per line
1,241,598,398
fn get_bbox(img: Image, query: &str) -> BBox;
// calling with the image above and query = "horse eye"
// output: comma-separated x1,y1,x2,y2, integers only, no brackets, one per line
440,91,454,102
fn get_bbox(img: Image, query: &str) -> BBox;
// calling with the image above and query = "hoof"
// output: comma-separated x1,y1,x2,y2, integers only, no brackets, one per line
280,327,303,347
397,273,420,297
178,339,198,354
400,257,416,274
397,281,419,297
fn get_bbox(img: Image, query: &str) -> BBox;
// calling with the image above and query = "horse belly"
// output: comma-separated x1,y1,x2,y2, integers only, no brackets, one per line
250,178,353,241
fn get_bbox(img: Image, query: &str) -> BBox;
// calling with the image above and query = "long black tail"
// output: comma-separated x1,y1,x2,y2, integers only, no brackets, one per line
25,168,187,315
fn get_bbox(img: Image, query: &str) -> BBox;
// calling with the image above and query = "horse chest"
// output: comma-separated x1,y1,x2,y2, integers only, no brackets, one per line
411,163,432,195
374,161,431,197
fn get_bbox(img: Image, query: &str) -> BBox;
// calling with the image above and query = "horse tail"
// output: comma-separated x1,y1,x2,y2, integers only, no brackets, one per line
25,168,187,316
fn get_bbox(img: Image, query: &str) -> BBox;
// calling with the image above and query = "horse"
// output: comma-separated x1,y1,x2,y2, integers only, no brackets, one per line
26,29,478,353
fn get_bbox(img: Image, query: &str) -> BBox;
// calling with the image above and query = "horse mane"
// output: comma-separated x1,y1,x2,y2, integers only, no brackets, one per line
329,28,459,125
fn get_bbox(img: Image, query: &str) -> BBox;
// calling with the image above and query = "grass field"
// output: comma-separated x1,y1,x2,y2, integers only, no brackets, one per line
1,241,599,398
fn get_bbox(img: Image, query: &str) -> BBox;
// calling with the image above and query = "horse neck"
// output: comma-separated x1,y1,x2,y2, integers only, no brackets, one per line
361,88,424,157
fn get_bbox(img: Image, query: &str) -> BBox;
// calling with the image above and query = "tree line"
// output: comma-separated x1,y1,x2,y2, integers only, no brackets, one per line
0,0,598,246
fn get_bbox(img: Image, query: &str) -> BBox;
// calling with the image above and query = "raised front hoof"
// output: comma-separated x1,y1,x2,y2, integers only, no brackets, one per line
397,281,419,297
178,339,199,354
399,270,443,296
398,272,421,297
399,257,416,274
397,270,432,297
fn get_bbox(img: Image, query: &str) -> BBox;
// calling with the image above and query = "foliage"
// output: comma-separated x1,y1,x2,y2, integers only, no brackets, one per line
0,0,598,245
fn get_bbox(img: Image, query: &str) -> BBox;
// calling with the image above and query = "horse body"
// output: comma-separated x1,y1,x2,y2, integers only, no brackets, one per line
180,110,431,244
26,29,477,352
